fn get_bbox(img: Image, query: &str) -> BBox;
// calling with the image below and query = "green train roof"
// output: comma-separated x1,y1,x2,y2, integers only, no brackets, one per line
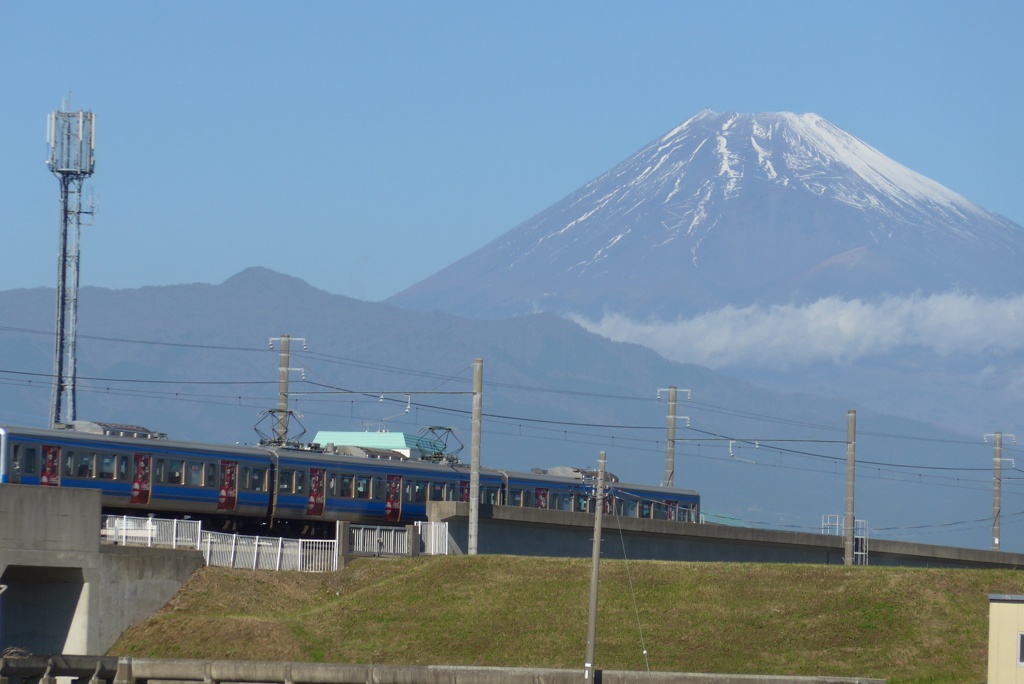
311,431,444,454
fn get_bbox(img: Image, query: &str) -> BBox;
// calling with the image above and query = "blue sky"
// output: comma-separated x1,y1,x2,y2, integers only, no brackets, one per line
2,2,1022,302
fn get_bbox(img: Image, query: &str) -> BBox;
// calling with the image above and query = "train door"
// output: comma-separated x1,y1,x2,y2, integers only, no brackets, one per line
41,446,60,486
218,460,238,511
384,474,402,523
306,467,326,517
534,487,549,509
130,453,152,505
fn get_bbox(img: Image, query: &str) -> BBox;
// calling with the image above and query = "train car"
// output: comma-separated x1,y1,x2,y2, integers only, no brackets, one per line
0,422,277,530
0,421,700,536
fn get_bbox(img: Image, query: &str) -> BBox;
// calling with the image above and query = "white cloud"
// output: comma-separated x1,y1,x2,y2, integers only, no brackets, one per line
571,292,1024,368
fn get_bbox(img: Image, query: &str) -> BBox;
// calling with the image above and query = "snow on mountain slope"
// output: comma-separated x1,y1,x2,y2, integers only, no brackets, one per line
389,110,1024,320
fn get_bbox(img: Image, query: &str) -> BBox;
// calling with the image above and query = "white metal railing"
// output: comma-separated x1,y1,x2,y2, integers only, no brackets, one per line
350,524,409,555
416,521,453,555
99,516,451,572
201,531,339,572
101,515,202,549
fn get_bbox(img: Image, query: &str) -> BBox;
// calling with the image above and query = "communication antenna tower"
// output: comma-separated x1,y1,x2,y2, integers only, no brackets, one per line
47,96,95,426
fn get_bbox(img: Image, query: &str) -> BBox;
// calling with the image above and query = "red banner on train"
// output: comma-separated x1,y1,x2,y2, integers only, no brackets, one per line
130,453,151,504
306,467,326,517
535,487,549,509
217,460,237,511
41,446,60,486
384,474,402,522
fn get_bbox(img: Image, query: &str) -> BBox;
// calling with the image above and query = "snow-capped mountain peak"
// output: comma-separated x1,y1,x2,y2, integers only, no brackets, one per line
389,111,1024,320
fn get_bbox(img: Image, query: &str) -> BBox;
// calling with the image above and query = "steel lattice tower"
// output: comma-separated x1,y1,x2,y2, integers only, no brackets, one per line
47,100,95,426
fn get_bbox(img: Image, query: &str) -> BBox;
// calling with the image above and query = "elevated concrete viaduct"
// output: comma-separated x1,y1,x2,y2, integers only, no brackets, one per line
428,502,1024,569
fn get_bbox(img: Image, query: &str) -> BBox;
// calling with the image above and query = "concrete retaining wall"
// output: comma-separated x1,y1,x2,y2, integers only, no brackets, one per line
0,484,203,655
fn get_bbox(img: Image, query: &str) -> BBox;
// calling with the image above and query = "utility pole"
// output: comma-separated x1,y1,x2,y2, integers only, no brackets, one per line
659,387,691,488
994,432,1002,552
469,358,483,555
584,451,607,682
844,409,857,566
268,335,305,445
665,386,677,488
985,432,1015,551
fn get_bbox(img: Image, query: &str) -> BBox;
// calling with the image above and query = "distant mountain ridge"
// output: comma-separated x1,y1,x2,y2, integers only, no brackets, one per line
0,268,1011,551
389,110,1024,320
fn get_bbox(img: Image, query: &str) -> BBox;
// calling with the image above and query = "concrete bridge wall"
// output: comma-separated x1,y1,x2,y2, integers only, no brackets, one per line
0,484,203,655
428,503,1024,569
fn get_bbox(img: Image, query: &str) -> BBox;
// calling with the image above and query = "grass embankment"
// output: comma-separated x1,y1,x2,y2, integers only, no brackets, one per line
110,556,1024,683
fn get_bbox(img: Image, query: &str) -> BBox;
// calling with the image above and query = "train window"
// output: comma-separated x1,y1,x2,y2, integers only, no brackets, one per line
481,486,499,505
327,473,338,496
509,489,523,506
294,470,306,494
372,477,384,501
338,474,353,497
99,454,116,479
279,470,294,494
403,481,423,501
204,463,216,487
549,492,561,510
444,483,458,502
242,466,265,492
522,490,536,507
76,453,95,478
23,446,38,475
11,445,21,475
429,482,445,501
683,504,697,522
640,501,652,519
184,462,202,487
167,460,184,485
354,476,370,499
154,459,166,484
577,496,591,513
251,467,267,492
118,455,129,480
64,451,75,477
616,499,637,518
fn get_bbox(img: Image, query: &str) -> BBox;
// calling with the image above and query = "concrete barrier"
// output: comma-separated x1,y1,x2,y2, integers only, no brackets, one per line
0,656,886,684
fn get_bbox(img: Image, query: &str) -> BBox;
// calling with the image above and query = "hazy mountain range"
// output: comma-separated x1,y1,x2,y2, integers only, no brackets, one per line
2,111,1022,553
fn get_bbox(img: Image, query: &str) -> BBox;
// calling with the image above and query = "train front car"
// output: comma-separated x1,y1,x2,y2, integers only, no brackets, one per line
0,422,276,533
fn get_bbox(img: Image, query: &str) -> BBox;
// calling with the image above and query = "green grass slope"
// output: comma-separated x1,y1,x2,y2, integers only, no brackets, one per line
109,556,1024,683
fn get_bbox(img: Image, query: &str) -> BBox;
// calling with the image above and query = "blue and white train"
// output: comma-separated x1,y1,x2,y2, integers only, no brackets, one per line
0,421,700,537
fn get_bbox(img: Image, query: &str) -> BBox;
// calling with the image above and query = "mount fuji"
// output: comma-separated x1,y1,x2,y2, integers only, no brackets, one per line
389,110,1024,321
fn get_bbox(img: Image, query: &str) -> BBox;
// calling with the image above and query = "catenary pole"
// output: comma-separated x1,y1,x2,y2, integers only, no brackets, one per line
584,451,606,681
844,409,857,566
665,386,677,488
469,358,483,555
275,334,291,444
993,432,1003,552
